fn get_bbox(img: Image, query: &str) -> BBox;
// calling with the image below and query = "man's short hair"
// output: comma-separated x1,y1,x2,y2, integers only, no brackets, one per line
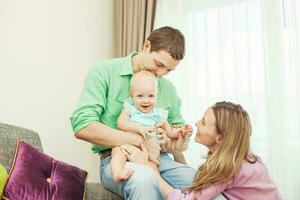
147,26,185,60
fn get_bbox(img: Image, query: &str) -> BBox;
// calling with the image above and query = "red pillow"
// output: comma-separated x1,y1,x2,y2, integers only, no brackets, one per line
3,141,88,200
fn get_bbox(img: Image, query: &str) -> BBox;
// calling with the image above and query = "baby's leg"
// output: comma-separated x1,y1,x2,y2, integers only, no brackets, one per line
164,122,181,139
169,127,182,138
167,125,192,138
111,147,134,183
145,135,161,166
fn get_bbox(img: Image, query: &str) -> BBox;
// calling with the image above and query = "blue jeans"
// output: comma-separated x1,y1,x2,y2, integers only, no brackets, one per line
100,152,196,200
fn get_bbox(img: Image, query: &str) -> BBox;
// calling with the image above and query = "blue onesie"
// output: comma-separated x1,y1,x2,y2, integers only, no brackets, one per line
123,98,168,144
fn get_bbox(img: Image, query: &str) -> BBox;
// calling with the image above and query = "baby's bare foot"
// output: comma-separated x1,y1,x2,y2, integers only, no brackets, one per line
113,169,134,183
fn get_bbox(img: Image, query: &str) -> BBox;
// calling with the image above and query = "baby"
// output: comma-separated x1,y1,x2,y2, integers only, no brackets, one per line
111,70,190,183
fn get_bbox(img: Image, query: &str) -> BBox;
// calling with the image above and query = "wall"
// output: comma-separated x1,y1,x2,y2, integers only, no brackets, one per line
0,0,116,182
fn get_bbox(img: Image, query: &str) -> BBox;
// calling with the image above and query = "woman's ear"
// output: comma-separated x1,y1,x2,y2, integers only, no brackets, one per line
215,135,223,144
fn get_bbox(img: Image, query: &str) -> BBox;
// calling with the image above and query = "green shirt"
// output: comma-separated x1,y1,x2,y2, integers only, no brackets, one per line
71,52,184,153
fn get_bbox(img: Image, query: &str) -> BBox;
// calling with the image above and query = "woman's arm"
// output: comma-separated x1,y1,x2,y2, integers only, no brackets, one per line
151,165,175,198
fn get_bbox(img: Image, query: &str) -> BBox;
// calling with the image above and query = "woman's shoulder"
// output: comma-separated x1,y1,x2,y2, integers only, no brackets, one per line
237,155,268,179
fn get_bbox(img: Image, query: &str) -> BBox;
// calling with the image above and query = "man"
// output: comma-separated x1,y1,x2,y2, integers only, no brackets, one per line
71,26,195,200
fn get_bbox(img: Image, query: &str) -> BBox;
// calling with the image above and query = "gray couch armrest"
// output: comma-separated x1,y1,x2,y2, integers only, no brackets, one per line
85,183,122,200
0,123,43,172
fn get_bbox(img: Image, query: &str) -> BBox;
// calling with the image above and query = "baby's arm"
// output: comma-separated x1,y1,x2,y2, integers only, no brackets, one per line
117,109,153,138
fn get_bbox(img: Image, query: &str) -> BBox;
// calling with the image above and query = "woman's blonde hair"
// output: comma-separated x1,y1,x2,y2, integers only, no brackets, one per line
188,101,256,193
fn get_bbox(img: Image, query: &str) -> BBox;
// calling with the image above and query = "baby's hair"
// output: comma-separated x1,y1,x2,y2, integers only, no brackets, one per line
130,70,157,93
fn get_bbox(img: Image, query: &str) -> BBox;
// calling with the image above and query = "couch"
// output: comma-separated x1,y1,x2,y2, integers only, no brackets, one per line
0,122,122,200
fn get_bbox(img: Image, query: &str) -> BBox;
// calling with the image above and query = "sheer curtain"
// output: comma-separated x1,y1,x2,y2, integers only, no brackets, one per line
155,0,299,198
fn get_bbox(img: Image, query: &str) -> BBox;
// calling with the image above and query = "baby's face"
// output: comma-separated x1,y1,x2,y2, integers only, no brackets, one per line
131,79,157,113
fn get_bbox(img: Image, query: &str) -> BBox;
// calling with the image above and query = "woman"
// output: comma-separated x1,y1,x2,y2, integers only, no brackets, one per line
121,101,282,200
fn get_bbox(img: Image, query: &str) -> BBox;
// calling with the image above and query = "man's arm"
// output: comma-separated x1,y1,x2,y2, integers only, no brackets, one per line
72,65,144,148
75,121,144,147
152,168,174,199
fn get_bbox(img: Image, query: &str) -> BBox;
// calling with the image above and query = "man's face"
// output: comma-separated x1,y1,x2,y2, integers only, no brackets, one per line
141,46,180,77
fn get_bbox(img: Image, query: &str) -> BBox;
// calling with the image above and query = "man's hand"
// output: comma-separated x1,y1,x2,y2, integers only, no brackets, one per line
120,144,149,165
120,144,160,173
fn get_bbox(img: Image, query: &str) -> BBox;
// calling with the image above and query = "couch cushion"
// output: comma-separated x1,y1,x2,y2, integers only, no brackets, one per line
0,164,8,198
3,141,88,200
0,123,42,172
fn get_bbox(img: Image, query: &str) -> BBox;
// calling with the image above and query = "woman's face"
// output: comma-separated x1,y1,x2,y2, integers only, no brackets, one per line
195,107,222,152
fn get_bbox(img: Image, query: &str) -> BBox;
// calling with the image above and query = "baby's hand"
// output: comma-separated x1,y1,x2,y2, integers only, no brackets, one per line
185,124,193,137
138,127,155,139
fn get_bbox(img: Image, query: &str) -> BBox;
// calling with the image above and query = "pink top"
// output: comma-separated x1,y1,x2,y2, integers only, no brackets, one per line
167,157,282,200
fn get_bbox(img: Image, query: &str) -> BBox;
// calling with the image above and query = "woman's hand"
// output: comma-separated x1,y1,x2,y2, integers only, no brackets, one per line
120,144,149,165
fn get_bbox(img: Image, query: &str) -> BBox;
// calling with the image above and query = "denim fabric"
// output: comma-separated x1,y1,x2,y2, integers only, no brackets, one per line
100,153,196,200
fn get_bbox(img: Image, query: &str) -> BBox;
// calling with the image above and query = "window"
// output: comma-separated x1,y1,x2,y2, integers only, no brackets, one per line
155,0,300,198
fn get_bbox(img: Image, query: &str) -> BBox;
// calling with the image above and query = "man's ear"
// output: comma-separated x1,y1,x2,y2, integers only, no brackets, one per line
143,40,151,51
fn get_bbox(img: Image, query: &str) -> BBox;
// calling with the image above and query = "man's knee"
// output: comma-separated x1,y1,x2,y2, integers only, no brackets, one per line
125,163,159,187
123,163,163,199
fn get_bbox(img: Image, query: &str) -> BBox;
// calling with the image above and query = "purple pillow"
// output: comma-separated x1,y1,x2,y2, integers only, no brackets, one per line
3,141,87,200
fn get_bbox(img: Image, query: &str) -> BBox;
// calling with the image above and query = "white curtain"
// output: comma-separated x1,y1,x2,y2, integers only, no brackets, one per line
155,0,300,199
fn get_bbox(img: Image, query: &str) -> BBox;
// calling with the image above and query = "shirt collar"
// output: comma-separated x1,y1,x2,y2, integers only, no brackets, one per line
119,51,138,76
